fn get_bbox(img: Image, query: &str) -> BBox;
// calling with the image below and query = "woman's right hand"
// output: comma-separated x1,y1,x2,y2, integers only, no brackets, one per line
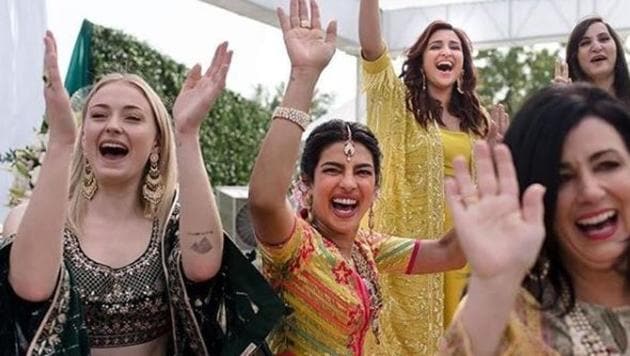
43,31,76,146
552,58,572,85
277,0,337,75
445,142,546,281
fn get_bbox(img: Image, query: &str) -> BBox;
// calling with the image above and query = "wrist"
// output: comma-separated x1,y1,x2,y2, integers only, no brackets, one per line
289,67,321,83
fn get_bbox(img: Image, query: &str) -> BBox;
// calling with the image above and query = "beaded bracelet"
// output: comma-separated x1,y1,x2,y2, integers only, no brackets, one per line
272,106,311,131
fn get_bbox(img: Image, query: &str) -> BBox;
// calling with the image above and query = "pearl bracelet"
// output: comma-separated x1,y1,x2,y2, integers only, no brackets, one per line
272,106,311,131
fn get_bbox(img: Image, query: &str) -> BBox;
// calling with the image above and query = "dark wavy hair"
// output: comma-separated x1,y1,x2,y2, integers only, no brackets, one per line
504,83,630,314
300,120,382,186
400,20,488,136
566,17,630,106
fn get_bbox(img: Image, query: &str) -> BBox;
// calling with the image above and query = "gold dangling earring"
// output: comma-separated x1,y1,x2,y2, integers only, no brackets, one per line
457,70,465,94
82,159,97,200
421,69,427,92
142,151,164,218
305,192,314,223
368,206,375,236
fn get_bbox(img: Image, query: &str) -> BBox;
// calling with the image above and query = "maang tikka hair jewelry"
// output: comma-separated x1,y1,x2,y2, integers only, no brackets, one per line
343,124,355,162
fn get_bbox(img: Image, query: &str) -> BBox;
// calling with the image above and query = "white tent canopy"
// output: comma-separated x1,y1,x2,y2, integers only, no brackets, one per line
202,0,630,55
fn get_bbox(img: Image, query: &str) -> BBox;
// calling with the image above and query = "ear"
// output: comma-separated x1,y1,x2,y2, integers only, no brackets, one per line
80,131,86,151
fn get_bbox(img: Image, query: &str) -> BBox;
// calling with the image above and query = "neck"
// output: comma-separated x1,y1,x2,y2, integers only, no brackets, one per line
312,219,356,257
569,264,629,307
86,178,146,221
591,75,615,97
428,84,452,107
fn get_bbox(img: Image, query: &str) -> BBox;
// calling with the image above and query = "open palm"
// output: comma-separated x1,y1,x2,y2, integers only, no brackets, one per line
445,142,546,280
172,42,232,135
278,0,337,72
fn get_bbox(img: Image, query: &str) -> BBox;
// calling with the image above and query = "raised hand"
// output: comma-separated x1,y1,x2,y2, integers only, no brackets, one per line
487,103,509,146
43,31,76,145
552,58,571,85
172,42,232,135
277,0,337,73
445,142,546,281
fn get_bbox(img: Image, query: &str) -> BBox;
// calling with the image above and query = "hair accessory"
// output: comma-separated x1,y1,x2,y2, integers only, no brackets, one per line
272,106,311,131
343,124,355,161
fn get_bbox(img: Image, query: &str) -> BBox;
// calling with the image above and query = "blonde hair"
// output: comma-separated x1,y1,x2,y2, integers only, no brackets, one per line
67,73,177,233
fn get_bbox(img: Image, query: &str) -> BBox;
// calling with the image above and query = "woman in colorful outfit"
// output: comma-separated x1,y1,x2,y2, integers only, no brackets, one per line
0,32,282,355
248,0,465,354
555,17,630,106
358,0,506,354
440,83,630,355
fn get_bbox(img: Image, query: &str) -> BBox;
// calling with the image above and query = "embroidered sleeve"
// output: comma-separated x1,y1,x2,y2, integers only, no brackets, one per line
257,217,316,281
367,232,419,274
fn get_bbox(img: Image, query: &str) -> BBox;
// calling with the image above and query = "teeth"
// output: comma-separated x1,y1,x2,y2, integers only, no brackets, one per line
100,142,127,149
332,198,356,205
577,210,615,226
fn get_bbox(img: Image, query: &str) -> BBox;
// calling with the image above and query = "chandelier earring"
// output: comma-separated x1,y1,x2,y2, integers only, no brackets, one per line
82,159,98,200
421,69,427,92
457,70,465,94
142,151,164,218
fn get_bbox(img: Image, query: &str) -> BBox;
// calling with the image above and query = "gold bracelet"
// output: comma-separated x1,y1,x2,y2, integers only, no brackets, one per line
272,106,311,131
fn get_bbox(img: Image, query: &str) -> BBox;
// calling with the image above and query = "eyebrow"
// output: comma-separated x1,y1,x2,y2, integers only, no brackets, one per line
89,103,144,111
320,161,374,170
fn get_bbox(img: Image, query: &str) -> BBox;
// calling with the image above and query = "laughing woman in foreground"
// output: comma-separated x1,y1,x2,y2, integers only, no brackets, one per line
440,84,630,355
248,0,465,354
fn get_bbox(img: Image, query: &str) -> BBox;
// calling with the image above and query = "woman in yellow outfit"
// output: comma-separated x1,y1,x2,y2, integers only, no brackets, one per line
359,0,507,354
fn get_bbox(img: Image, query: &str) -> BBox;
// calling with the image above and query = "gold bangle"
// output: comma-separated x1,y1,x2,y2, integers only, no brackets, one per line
272,106,311,131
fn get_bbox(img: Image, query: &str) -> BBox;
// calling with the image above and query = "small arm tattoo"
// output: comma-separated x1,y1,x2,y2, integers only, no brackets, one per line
191,237,213,254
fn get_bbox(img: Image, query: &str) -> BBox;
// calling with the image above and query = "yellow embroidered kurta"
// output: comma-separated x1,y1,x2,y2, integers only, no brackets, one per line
362,50,473,355
259,217,420,355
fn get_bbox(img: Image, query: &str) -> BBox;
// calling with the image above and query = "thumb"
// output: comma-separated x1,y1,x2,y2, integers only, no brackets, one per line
521,183,546,225
325,20,337,45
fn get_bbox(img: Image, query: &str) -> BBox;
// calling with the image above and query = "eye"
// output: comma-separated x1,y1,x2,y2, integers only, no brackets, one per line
579,39,591,47
558,170,574,185
89,112,107,120
356,169,373,177
126,115,142,122
322,167,341,175
449,43,462,51
595,160,620,171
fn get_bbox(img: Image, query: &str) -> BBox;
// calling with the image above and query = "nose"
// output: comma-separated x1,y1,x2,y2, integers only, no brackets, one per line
590,40,603,52
339,171,358,191
577,172,605,203
104,116,123,134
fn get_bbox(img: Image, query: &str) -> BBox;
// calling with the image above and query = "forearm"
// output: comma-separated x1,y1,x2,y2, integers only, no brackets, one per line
175,132,223,282
249,69,318,211
459,275,523,356
409,230,466,274
359,0,385,60
9,141,74,301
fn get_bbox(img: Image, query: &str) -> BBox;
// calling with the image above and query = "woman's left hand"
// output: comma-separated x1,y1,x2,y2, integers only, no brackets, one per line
487,103,509,145
172,42,233,135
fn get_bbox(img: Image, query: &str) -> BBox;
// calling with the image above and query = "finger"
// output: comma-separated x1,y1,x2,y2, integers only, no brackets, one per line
500,110,509,134
183,64,202,89
562,61,569,79
453,155,477,203
206,42,227,78
213,50,232,86
521,183,546,226
554,59,561,78
325,20,337,45
473,141,498,197
311,0,322,30
43,32,62,89
277,7,291,33
298,0,309,23
487,120,498,141
290,0,299,28
494,144,518,196
444,178,466,221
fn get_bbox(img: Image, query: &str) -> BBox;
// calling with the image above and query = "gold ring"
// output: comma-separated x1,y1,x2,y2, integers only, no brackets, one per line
461,193,479,206
300,19,311,28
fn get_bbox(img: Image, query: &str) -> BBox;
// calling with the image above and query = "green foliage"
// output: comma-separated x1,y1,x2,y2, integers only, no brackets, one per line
90,24,271,186
475,46,559,114
252,82,335,119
